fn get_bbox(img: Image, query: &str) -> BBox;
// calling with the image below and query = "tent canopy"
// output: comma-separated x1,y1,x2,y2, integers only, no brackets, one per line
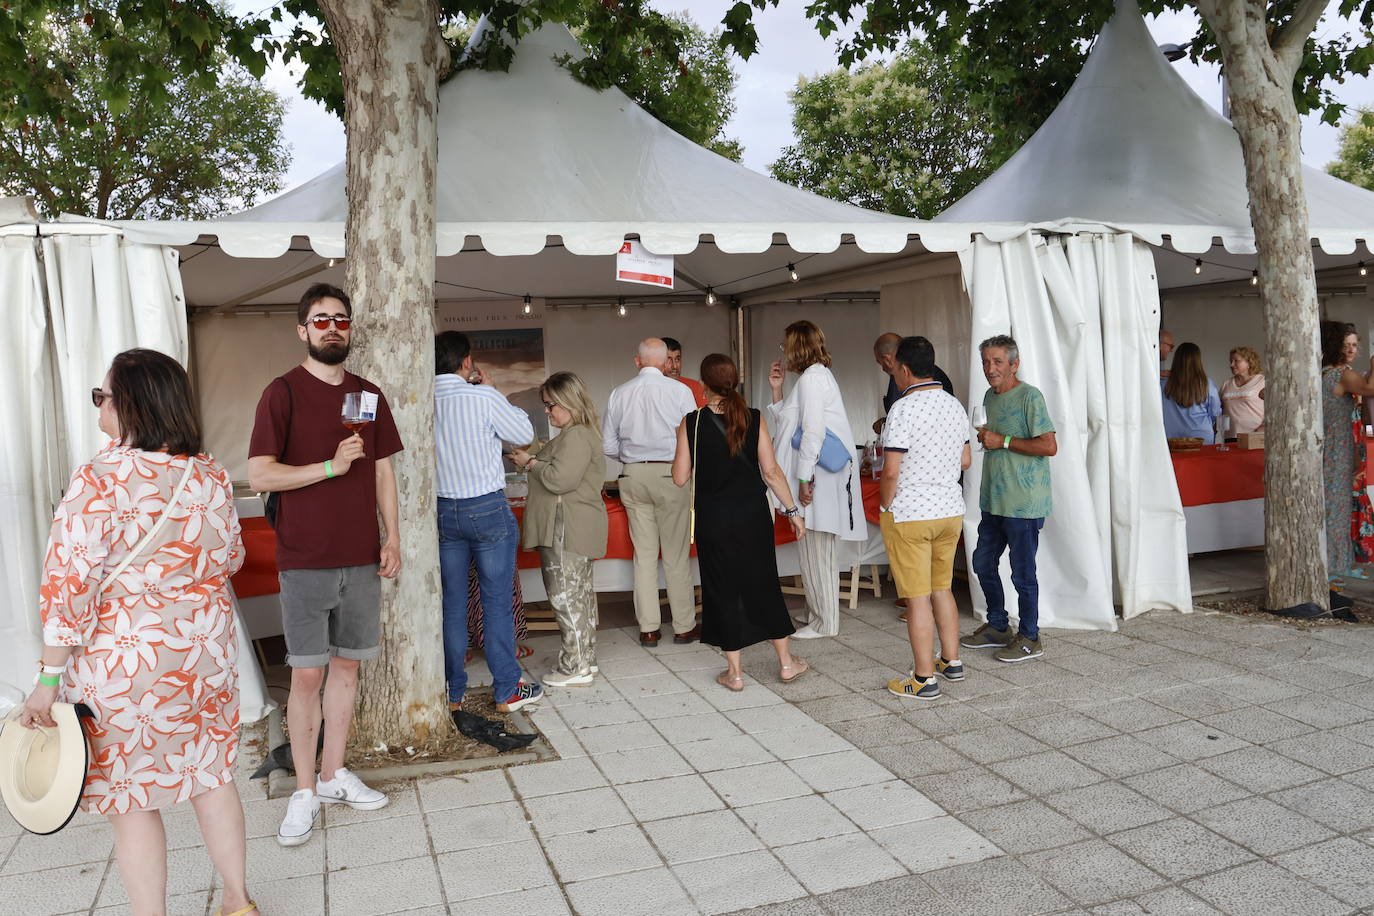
110,23,984,268
938,0,1374,257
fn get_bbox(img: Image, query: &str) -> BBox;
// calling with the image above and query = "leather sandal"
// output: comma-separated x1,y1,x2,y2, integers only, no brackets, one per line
779,658,810,683
716,671,745,692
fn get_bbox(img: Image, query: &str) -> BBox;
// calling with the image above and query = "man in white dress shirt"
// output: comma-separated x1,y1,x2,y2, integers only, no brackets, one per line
603,338,700,646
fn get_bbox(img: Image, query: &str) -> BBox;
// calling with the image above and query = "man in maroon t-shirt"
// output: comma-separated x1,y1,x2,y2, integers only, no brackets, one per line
247,283,403,847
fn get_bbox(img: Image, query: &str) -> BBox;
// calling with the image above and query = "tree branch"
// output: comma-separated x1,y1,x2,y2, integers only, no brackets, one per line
1273,0,1327,78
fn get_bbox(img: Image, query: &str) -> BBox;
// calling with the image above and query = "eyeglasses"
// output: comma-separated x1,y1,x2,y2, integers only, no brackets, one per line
542,401,556,412
305,314,352,330
91,388,112,408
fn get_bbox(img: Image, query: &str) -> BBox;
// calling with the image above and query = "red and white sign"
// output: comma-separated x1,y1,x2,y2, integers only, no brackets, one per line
616,240,674,289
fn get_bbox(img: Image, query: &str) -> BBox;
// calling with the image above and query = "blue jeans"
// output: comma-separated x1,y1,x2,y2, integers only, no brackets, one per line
438,492,520,702
971,511,1045,641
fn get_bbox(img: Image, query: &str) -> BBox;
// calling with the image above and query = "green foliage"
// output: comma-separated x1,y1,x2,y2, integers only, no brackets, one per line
1328,107,1374,190
0,1,288,218
734,0,1374,170
0,0,275,126
770,42,995,218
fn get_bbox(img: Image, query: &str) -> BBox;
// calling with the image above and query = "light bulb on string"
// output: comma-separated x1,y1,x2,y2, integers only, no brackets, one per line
705,287,717,306
617,298,627,317
788,263,799,282
1194,259,1202,275
1362,261,1368,277
1250,270,1258,286
327,258,337,268
522,294,532,315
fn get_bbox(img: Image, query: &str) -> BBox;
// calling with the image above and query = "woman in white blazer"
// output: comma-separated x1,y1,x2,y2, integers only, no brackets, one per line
766,320,864,637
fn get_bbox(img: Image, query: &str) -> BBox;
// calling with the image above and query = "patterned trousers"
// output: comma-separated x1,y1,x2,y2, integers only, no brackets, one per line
538,507,598,676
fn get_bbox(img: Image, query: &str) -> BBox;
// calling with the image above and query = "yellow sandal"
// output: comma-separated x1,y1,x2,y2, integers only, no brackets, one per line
216,903,259,916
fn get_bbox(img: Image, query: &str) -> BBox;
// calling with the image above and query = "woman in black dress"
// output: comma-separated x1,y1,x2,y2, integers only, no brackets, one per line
672,354,809,690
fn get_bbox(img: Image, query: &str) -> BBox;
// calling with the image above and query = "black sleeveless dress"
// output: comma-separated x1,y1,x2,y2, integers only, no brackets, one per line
686,407,795,651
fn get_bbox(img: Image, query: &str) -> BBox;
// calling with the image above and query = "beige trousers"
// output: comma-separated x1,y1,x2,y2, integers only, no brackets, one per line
798,530,840,636
619,462,695,634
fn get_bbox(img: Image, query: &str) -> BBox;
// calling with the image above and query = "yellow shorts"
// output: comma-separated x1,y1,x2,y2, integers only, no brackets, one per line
880,514,963,598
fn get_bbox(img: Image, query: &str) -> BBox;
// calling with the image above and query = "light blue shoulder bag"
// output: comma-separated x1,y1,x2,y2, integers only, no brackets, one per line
790,426,853,473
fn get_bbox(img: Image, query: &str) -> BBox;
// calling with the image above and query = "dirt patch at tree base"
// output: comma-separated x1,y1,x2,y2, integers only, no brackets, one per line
342,691,543,769
1196,593,1374,628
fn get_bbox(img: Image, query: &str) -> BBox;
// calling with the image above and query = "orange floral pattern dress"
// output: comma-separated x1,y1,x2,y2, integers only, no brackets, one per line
40,444,243,814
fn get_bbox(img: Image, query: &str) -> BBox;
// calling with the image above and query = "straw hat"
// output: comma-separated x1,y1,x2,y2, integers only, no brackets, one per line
0,703,90,834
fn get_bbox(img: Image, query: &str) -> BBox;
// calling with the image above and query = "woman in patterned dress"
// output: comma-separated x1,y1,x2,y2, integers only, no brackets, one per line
1321,323,1374,594
16,349,257,916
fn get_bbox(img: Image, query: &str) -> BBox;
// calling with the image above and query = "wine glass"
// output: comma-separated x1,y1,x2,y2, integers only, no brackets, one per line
1216,415,1231,451
342,392,373,435
971,404,988,450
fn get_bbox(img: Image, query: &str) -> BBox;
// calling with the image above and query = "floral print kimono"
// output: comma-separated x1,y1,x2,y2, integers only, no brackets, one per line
40,444,243,814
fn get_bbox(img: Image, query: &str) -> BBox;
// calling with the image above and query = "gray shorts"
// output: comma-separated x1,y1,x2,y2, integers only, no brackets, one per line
278,564,382,667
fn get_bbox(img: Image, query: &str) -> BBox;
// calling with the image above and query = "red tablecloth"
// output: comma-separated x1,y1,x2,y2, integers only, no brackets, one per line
1170,442,1374,508
231,491,825,598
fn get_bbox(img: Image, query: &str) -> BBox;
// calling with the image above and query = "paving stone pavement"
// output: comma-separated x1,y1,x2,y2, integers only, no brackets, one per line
7,596,1374,915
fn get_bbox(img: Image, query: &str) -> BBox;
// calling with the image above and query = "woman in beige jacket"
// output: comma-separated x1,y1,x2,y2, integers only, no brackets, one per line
510,372,609,686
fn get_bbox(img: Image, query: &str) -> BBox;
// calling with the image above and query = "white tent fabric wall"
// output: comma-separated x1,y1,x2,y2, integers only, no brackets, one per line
960,232,1190,630
879,266,973,406
0,228,274,723
42,233,189,468
0,237,58,692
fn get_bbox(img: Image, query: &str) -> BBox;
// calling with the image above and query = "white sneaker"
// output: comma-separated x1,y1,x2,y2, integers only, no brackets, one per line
276,789,320,846
590,665,599,674
544,670,594,687
316,767,389,811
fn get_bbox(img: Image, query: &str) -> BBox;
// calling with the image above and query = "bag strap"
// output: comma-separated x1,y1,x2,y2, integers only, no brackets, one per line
100,458,196,593
689,409,702,543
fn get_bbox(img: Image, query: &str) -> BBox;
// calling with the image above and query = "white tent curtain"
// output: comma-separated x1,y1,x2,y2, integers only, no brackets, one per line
3,228,274,722
0,237,59,691
43,233,189,468
959,231,1190,631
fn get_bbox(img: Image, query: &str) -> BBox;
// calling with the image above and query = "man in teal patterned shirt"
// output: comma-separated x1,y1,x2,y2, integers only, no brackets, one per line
960,335,1058,662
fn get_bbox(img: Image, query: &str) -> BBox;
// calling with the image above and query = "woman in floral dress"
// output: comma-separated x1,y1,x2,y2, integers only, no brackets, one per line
17,349,257,916
1321,322,1374,595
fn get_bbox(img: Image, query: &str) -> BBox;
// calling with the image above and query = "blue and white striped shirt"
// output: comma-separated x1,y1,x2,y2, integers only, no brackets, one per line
434,374,535,499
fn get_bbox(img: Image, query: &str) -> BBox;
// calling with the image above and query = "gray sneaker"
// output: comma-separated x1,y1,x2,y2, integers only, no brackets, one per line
960,624,1013,649
995,634,1044,663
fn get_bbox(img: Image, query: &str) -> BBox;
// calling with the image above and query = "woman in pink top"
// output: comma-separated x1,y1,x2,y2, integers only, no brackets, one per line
1219,346,1265,437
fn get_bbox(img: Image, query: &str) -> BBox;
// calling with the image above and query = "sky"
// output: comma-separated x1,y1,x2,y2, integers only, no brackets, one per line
236,1,1374,194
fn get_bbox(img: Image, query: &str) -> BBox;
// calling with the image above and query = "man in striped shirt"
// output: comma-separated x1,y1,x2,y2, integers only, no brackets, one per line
434,332,543,713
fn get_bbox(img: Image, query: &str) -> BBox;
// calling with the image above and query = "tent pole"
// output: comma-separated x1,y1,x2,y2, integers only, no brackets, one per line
211,261,332,313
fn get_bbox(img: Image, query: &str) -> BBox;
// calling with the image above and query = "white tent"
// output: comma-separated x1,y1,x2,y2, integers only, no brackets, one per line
107,12,1212,630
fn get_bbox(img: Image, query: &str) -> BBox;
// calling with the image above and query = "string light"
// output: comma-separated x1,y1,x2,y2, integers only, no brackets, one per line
522,294,532,315
788,263,799,282
705,287,717,306
1361,261,1368,277
327,258,337,268
617,297,627,317
1250,270,1258,286
1194,259,1202,275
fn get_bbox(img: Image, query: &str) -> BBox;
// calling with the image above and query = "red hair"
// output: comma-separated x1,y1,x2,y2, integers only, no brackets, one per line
699,354,748,456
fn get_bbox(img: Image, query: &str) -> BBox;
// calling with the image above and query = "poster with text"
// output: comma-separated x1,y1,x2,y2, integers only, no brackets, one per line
436,300,548,444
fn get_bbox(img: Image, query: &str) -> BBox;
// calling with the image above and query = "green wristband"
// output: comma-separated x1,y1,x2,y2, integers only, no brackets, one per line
324,459,335,479
37,673,60,687
1003,435,1012,450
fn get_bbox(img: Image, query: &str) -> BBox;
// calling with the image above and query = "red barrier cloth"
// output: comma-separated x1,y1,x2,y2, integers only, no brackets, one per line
1169,445,1266,507
229,517,281,599
235,493,814,596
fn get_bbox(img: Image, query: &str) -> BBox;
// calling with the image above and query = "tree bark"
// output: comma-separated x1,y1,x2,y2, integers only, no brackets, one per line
1195,0,1327,612
314,0,452,747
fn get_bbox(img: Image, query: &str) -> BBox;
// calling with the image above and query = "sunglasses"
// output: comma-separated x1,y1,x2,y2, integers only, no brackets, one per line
91,388,112,408
305,314,352,331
